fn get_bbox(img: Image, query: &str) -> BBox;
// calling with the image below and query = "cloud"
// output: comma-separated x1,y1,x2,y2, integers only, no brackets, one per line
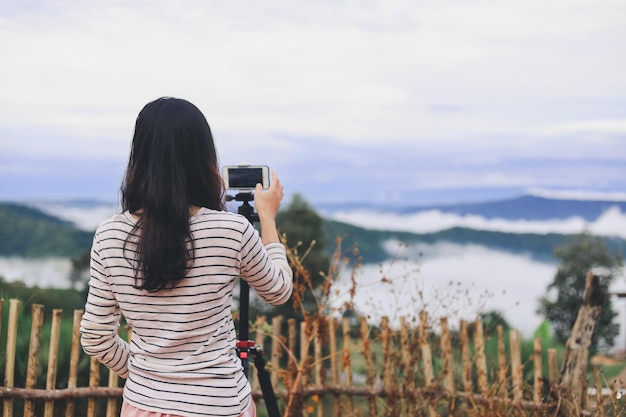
1,1,625,141
528,188,626,202
328,205,626,238
0,1,625,204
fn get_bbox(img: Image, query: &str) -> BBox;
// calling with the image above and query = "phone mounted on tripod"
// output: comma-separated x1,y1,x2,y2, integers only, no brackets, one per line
229,190,281,417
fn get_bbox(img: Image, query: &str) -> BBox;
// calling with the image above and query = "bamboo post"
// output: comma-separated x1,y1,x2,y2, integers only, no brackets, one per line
327,317,339,417
44,309,63,417
284,318,298,417
300,320,310,389
313,320,323,417
3,299,21,417
106,370,119,417
108,323,129,417
381,317,397,417
24,304,44,417
559,272,604,411
533,338,543,403
288,318,298,390
359,316,377,417
314,320,322,386
548,348,558,385
581,378,588,410
473,320,488,395
420,311,437,417
510,329,523,402
66,310,83,417
341,317,353,414
401,317,416,416
459,320,473,393
87,357,100,417
496,325,508,399
440,317,455,396
271,315,282,388
419,312,433,386
252,316,265,392
610,378,619,414
299,320,312,417
592,366,604,416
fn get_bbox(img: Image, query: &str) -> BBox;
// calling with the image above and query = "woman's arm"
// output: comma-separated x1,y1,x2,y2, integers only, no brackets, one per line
79,239,130,378
239,172,293,305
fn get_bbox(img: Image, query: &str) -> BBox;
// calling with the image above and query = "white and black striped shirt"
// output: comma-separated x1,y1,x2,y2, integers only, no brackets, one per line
80,208,292,417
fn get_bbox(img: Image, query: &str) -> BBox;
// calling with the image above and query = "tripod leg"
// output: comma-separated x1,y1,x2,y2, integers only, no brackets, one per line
252,348,281,417
239,280,251,375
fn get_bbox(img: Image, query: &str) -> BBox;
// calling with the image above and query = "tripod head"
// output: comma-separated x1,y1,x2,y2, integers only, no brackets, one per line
227,192,259,224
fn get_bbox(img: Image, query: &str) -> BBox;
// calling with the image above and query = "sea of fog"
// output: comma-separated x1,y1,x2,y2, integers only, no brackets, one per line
4,240,626,347
3,200,626,349
323,205,626,345
327,242,557,334
0,257,73,288
327,206,626,239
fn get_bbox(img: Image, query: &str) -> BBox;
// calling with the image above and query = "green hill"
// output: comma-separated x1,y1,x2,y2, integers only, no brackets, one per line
0,203,93,258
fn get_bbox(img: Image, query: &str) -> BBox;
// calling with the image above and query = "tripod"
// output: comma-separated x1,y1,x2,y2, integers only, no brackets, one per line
231,192,281,417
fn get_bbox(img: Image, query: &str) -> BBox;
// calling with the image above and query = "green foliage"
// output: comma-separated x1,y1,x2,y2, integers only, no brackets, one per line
322,219,397,263
481,310,512,335
255,194,332,320
533,319,554,347
537,232,624,351
0,277,87,319
0,203,93,258
277,194,331,282
69,249,91,290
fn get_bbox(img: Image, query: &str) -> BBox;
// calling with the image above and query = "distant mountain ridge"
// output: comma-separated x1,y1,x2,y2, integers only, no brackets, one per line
3,192,626,264
319,194,626,222
404,195,626,221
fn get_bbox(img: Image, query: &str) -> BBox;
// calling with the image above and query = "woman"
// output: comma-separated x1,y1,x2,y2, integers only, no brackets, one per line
80,97,293,417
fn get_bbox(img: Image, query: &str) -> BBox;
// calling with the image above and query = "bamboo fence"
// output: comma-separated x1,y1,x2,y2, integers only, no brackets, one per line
0,297,623,417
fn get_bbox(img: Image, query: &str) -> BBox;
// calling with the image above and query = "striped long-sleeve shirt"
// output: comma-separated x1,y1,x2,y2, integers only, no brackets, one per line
79,208,293,417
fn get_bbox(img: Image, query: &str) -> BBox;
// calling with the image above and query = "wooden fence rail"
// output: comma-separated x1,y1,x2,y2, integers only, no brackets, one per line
0,289,622,417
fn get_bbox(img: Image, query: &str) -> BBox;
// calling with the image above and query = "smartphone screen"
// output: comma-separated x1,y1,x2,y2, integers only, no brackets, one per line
223,165,270,190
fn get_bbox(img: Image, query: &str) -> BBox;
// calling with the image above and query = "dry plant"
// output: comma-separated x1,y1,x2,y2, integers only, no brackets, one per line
334,240,500,332
281,236,366,402
254,237,626,417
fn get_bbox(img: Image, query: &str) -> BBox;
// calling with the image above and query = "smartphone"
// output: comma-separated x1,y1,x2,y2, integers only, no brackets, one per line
222,164,270,190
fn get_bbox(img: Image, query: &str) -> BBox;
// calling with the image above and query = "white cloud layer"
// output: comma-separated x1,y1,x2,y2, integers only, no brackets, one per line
328,243,556,337
0,257,72,288
328,242,626,345
1,1,625,143
329,206,626,238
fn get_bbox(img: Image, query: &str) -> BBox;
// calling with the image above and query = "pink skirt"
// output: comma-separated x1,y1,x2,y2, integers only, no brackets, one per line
120,400,256,417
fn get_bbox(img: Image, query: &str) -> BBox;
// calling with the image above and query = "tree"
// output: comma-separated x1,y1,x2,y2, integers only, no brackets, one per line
537,232,623,351
253,194,331,320
480,310,511,337
276,194,330,282
69,249,91,291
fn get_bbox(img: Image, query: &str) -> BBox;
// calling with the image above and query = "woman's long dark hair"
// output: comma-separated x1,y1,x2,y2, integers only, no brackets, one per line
121,97,225,291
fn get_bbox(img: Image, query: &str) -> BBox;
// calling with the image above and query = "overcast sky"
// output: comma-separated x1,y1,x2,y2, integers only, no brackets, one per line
1,1,625,206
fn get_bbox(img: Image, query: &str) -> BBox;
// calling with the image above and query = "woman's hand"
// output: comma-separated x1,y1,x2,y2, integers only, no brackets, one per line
254,172,284,244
